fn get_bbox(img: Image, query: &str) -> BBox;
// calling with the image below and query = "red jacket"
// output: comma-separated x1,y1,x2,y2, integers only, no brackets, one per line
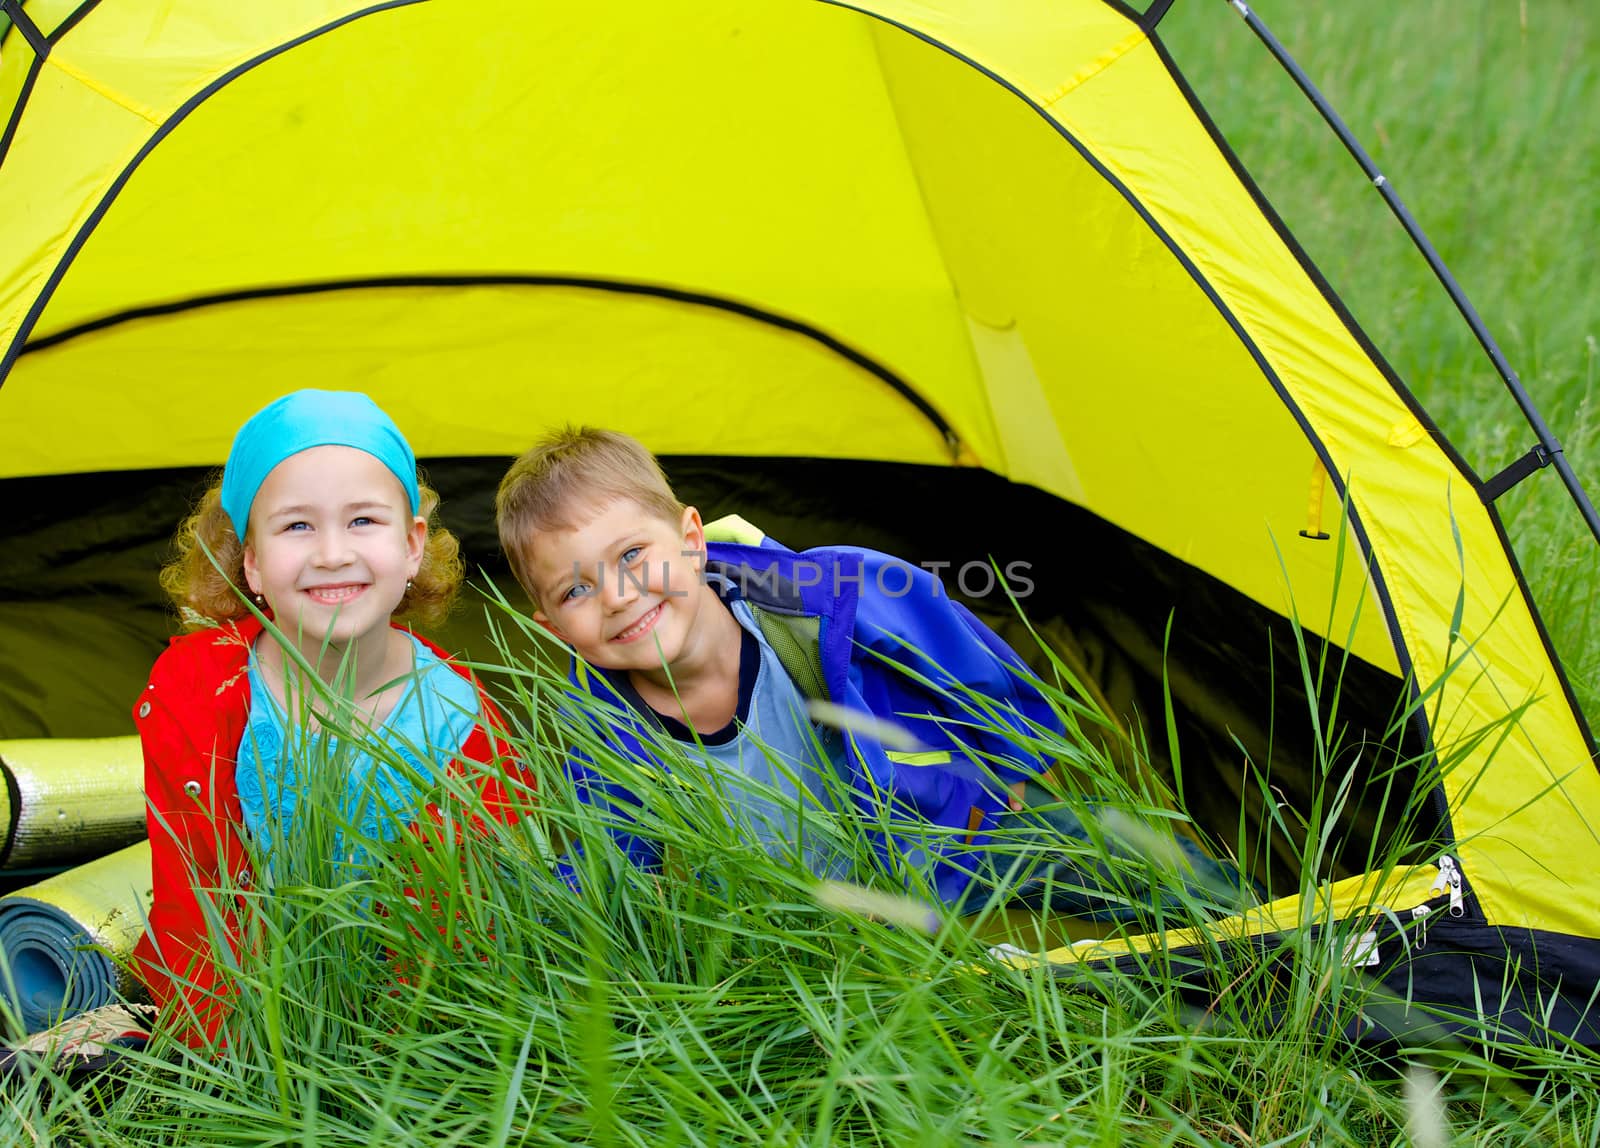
130,616,524,1046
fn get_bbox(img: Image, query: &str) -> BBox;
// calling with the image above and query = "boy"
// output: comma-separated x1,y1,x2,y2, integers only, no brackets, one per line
496,427,1236,918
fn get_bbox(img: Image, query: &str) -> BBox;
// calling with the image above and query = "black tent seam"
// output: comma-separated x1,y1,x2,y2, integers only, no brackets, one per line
47,0,102,45
1099,0,1144,24
0,0,427,390
0,0,44,55
0,0,100,48
814,0,1450,845
1143,33,1483,488
1141,0,1177,32
0,47,43,168
17,275,963,458
0,1,107,171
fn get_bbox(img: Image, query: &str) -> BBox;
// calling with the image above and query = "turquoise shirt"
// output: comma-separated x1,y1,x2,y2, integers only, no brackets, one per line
235,634,480,863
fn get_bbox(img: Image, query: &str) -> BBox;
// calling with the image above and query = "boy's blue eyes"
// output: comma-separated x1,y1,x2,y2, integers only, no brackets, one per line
562,546,646,603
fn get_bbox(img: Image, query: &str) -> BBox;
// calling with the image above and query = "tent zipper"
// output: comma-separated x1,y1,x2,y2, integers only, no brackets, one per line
1429,853,1465,917
1410,904,1432,948
1403,855,1465,952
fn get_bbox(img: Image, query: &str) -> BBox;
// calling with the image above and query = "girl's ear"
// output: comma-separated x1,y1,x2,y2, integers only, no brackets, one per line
241,541,261,597
406,516,427,577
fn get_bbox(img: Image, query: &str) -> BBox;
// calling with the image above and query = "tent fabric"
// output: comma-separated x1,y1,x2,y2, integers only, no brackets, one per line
1,0,1596,1038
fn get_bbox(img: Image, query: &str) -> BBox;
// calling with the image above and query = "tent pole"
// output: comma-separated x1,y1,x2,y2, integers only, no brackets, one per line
1223,0,1600,547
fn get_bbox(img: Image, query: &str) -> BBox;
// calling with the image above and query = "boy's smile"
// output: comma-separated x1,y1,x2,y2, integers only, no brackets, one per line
529,498,732,687
611,602,664,643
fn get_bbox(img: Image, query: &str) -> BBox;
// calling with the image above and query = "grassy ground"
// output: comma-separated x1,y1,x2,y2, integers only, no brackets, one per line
10,606,1600,1147
7,1,1599,1143
1161,0,1600,715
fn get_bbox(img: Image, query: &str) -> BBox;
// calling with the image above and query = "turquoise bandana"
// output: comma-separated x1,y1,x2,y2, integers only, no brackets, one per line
220,389,421,538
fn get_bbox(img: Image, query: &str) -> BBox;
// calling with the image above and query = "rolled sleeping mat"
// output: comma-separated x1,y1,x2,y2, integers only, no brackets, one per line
0,737,145,870
0,840,152,1033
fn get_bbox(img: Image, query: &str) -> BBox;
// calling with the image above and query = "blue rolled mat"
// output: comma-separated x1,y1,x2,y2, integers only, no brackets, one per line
0,841,151,1033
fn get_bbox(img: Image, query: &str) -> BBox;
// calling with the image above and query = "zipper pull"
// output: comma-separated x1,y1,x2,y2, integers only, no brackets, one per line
1411,903,1431,949
1430,854,1466,917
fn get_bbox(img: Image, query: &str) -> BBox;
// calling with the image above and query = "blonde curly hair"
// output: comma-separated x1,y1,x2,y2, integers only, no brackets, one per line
160,471,463,631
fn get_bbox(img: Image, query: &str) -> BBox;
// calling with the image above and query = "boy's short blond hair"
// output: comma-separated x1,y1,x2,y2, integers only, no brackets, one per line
496,426,684,603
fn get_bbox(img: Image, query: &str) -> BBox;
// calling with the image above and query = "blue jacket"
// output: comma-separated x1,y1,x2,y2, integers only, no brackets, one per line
558,533,1064,904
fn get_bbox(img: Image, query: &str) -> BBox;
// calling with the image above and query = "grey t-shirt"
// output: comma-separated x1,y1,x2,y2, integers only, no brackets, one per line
675,596,850,878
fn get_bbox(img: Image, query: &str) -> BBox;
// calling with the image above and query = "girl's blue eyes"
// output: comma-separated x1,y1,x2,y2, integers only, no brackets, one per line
622,546,644,564
284,516,377,532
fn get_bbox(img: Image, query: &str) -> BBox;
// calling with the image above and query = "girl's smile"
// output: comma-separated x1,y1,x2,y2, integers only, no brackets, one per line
304,582,369,604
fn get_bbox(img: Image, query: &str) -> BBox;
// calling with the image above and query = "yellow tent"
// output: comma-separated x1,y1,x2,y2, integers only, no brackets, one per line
2,0,1595,1042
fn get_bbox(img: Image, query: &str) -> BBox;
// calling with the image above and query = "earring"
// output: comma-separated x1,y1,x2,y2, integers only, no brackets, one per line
253,593,264,605
406,579,415,591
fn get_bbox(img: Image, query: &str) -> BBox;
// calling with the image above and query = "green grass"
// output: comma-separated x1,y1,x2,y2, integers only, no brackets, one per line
8,575,1600,1146
1160,0,1600,716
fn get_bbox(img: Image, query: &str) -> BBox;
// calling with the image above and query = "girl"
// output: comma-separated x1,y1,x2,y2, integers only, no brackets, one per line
130,389,525,1047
